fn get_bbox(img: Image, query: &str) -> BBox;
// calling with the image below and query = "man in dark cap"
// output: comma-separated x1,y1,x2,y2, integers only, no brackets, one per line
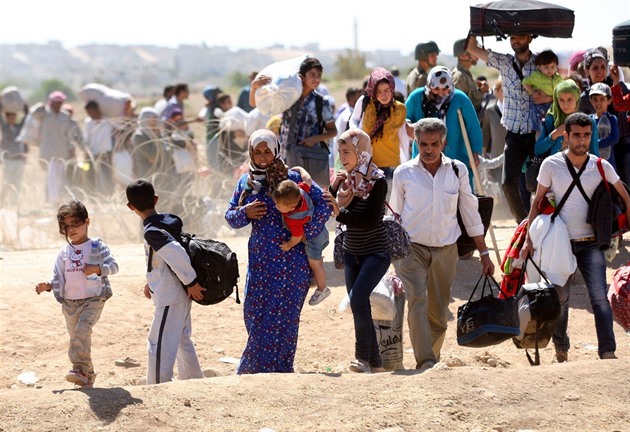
406,41,440,96
452,38,489,114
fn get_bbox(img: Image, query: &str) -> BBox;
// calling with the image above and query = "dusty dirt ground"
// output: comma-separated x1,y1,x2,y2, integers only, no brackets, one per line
1,211,629,432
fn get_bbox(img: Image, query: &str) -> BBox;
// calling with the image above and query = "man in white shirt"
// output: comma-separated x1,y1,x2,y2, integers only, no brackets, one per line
523,112,630,363
391,118,494,371
84,101,114,194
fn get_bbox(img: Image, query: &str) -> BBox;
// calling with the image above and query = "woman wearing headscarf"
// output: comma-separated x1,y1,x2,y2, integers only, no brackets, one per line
350,67,413,184
535,79,599,157
405,66,483,188
225,129,331,374
323,129,390,373
132,107,166,179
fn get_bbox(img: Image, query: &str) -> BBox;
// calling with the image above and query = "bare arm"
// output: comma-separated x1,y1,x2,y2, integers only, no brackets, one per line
291,166,312,186
248,75,271,108
466,35,489,64
302,120,338,148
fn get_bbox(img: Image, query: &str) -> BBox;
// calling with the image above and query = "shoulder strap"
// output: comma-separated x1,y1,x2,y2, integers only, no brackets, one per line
512,59,524,82
451,160,459,178
315,92,324,133
147,247,153,273
563,153,591,203
550,154,589,222
314,93,330,152
596,157,612,195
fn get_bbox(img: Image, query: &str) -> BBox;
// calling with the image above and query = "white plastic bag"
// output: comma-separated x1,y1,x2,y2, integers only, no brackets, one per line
338,274,395,321
254,55,307,116
219,107,271,137
112,150,134,186
0,86,26,114
171,147,196,174
80,83,135,118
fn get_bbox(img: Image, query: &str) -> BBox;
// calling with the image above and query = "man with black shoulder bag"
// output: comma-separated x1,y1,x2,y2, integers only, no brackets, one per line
522,112,630,363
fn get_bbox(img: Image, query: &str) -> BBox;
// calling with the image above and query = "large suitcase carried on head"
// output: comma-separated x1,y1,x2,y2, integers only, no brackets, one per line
470,0,575,40
613,20,630,67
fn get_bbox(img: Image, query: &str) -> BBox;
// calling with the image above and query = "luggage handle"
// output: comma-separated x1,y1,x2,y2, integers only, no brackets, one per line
517,255,552,292
466,273,511,304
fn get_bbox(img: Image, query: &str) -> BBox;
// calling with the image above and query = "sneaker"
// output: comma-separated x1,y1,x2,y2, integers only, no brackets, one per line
348,359,370,373
555,351,568,363
601,351,618,360
65,369,89,386
308,287,331,306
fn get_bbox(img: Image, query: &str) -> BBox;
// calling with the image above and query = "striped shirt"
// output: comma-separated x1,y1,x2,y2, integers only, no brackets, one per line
336,178,389,256
486,50,538,134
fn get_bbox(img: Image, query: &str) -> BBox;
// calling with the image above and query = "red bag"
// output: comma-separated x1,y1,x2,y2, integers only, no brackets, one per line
499,219,528,299
610,263,630,331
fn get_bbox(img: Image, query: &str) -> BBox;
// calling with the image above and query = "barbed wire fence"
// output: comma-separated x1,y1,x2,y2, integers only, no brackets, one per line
0,116,250,251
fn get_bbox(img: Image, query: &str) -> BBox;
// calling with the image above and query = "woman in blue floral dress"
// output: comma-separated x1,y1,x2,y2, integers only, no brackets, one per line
225,129,331,374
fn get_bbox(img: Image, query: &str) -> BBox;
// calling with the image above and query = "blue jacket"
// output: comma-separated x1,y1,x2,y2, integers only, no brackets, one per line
535,114,599,157
406,88,483,170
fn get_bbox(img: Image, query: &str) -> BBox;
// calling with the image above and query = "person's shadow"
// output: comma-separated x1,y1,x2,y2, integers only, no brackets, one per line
53,387,143,424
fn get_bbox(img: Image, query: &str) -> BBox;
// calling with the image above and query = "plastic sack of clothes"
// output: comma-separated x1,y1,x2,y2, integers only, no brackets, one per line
254,55,306,116
0,86,26,114
80,83,135,118
338,273,395,321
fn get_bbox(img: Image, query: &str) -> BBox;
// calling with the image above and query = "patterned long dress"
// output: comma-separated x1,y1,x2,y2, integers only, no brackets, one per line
225,170,331,373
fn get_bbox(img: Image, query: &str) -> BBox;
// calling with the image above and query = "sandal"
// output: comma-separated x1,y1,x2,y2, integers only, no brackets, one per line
114,357,141,367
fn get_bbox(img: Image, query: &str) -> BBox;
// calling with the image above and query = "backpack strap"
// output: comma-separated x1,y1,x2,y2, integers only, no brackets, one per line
147,247,153,273
314,92,329,152
551,154,589,223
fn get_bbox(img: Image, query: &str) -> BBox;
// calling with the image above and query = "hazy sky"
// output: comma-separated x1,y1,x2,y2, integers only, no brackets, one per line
1,0,628,55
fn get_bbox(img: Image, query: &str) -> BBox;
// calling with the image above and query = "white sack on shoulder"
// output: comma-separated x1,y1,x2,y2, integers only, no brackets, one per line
0,86,26,114
80,83,135,118
254,55,307,116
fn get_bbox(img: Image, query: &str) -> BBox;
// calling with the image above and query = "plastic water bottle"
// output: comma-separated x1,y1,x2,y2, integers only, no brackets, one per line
86,239,102,295
597,114,611,140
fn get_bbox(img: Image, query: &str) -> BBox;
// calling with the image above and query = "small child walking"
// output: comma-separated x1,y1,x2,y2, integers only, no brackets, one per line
126,179,205,385
272,167,331,306
36,199,119,387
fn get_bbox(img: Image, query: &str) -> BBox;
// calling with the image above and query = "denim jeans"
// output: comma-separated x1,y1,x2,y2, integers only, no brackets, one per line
343,250,391,368
502,131,536,223
552,241,616,357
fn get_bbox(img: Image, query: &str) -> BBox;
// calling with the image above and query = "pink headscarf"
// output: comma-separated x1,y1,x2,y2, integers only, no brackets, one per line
335,128,385,209
365,67,395,100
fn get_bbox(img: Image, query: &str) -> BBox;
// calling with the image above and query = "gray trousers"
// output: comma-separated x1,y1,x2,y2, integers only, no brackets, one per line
146,298,204,385
394,242,458,367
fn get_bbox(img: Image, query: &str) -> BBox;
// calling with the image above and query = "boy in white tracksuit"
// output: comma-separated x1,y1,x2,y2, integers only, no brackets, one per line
126,179,205,385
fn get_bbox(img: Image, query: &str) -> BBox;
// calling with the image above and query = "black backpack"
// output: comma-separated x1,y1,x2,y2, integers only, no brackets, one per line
148,232,240,306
